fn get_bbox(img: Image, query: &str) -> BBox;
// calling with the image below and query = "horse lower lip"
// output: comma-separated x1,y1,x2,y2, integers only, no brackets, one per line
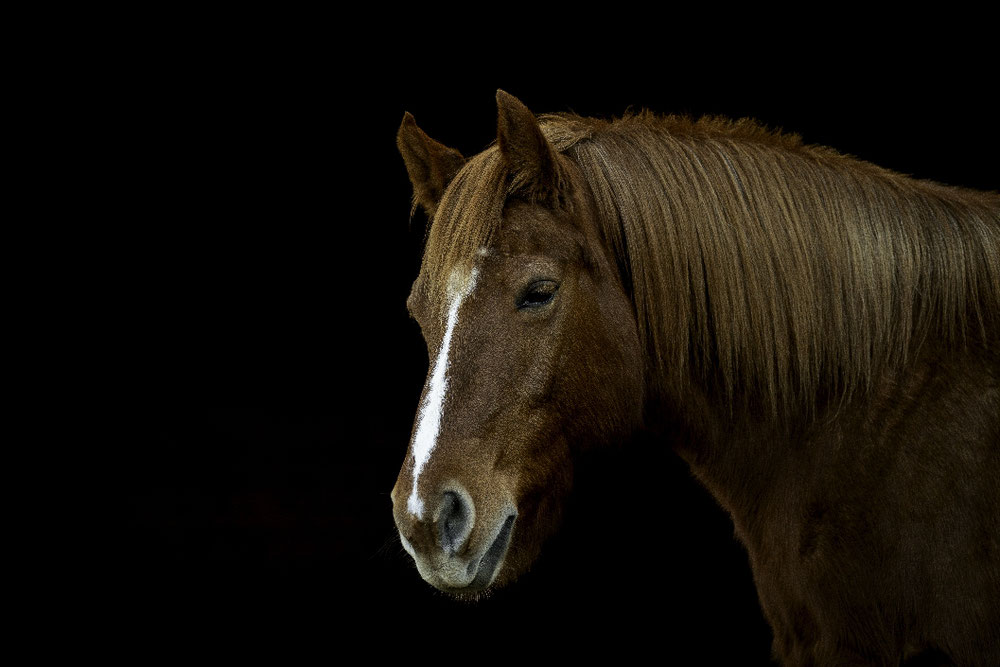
470,514,516,589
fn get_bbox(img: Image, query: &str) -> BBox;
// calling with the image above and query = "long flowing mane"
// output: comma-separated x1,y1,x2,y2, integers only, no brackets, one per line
418,112,1000,418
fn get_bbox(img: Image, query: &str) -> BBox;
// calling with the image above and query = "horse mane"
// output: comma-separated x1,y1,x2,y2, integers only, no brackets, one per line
418,111,1000,418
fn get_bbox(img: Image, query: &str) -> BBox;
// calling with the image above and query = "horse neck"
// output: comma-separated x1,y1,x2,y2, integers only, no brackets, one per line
652,335,997,551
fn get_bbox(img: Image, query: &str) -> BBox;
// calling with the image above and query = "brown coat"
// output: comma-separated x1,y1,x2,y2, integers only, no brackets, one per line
394,91,999,666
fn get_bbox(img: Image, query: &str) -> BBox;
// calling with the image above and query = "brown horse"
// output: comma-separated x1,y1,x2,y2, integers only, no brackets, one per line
391,90,999,666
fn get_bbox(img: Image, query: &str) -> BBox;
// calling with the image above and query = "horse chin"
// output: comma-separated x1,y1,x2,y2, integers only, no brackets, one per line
414,510,518,599
436,497,562,601
440,514,517,601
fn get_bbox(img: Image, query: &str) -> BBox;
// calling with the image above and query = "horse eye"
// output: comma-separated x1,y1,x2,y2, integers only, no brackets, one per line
517,281,559,309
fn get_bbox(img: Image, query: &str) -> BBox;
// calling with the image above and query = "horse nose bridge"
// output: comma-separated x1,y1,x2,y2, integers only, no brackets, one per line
443,348,507,422
399,431,492,498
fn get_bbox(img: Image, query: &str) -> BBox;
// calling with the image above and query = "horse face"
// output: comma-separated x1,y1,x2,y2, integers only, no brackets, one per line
391,192,644,596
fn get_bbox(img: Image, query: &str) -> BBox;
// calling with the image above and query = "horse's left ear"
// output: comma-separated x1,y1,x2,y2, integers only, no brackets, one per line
397,112,466,217
496,90,568,206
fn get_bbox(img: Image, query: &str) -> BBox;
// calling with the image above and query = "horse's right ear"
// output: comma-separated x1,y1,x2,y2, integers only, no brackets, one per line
397,112,466,217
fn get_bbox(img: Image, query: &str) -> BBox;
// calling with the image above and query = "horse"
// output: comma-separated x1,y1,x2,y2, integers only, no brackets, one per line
390,90,999,666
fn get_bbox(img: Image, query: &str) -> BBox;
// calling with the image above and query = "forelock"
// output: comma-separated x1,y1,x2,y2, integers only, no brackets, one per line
415,146,507,312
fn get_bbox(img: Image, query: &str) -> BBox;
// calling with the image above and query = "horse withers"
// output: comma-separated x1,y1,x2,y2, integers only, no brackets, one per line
391,90,999,666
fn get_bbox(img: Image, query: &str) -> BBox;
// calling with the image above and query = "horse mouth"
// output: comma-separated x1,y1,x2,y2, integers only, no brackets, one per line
466,513,516,591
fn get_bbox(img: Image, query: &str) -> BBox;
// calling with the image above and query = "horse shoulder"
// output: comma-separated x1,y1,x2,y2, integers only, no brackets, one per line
743,343,999,664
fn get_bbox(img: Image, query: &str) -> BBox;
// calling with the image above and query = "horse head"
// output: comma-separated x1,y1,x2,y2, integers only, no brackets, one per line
391,91,644,596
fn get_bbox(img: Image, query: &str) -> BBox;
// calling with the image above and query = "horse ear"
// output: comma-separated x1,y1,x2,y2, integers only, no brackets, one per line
397,112,466,217
496,89,567,205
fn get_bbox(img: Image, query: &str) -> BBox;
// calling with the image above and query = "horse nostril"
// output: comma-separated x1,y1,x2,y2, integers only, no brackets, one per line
438,490,473,554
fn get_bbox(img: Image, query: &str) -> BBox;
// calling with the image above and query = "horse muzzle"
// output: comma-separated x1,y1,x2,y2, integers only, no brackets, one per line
393,483,517,592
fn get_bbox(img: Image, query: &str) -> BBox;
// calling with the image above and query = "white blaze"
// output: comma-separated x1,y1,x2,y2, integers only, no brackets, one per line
407,266,479,518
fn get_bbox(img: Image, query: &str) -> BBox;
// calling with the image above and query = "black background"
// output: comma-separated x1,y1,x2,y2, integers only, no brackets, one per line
118,34,997,662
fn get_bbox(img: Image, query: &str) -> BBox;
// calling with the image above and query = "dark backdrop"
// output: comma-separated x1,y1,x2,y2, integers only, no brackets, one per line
122,45,997,661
